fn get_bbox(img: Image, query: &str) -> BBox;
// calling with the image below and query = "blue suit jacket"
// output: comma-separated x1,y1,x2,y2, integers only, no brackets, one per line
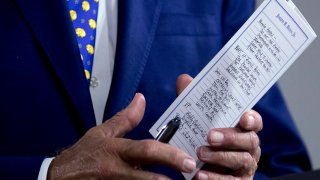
0,0,311,179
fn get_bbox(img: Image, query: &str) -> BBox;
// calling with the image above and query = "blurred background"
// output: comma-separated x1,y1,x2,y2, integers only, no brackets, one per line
256,0,320,169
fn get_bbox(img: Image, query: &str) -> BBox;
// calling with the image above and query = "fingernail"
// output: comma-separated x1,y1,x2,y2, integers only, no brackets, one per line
198,172,208,180
128,93,145,116
183,158,196,172
130,93,144,108
197,147,210,159
247,115,255,129
210,131,224,144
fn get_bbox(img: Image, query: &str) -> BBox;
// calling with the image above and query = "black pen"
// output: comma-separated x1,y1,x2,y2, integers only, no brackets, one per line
155,117,181,143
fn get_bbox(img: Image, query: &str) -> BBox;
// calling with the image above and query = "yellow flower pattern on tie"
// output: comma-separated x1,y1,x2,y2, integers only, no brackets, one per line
67,0,99,83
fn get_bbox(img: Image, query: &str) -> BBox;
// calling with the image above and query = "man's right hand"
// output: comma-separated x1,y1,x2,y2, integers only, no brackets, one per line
47,93,196,180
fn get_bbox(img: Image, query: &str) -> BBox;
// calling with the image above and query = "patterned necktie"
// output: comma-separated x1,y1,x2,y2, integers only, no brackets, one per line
67,0,99,84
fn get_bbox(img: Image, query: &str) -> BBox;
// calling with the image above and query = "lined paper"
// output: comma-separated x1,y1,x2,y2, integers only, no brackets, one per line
149,0,316,179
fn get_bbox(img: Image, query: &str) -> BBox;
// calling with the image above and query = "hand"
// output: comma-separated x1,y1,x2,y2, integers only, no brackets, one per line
48,93,196,180
176,74,262,180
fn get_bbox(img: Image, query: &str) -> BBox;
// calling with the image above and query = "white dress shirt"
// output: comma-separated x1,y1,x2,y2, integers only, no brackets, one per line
90,0,118,125
38,0,117,179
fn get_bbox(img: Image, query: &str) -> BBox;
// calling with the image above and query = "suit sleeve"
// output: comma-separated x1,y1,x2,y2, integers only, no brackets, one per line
0,157,44,179
221,0,312,178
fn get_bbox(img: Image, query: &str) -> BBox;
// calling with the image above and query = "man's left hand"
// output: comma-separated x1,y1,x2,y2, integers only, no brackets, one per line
176,74,262,180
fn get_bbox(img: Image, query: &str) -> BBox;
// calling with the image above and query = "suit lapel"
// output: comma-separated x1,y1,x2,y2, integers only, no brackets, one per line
13,0,96,130
104,0,162,120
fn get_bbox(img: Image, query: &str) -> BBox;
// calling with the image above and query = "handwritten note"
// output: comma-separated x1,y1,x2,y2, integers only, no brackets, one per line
150,0,316,179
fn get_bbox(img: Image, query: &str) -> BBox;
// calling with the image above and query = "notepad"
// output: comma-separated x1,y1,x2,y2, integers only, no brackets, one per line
149,0,316,179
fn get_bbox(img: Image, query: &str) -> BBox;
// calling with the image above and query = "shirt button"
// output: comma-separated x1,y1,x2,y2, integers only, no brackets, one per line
90,76,99,88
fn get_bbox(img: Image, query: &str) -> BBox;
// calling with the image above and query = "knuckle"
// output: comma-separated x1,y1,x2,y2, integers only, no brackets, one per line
102,139,113,155
104,123,117,137
85,127,97,137
226,131,237,144
166,147,179,161
246,161,258,179
216,151,230,163
255,147,262,162
241,152,254,170
249,132,260,150
85,126,105,140
140,140,158,157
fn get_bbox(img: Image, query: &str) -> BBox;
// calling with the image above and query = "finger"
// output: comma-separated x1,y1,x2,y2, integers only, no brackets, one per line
119,139,196,173
176,74,193,95
195,170,237,180
206,128,260,153
195,170,241,180
197,147,257,174
239,110,263,132
101,93,146,138
99,159,170,180
126,168,170,180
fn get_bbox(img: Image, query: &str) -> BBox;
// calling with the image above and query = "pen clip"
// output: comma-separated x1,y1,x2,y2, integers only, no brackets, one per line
155,117,181,142
155,123,169,140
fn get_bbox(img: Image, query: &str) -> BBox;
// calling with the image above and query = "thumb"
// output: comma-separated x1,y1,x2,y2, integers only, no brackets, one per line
176,74,193,96
101,93,146,138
